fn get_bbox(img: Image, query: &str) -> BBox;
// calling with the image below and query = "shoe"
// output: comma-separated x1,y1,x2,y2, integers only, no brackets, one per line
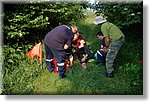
106,72,114,78
59,75,67,79
48,69,54,73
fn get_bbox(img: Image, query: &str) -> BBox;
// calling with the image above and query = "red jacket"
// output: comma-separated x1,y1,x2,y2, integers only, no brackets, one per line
72,34,86,48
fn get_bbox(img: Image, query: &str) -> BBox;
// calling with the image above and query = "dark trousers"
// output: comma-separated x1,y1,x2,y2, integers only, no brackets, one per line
45,44,66,78
96,50,106,65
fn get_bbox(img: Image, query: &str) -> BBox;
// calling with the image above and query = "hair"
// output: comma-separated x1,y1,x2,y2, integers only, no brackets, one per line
70,25,79,34
71,25,78,29
96,31,103,36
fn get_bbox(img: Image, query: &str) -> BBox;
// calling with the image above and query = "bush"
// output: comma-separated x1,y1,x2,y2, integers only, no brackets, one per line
2,44,44,94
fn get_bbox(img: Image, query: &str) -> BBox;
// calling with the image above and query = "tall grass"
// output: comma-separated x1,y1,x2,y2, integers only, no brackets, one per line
2,44,44,94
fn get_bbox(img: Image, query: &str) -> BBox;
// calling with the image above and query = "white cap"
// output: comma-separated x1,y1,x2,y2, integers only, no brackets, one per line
93,16,107,25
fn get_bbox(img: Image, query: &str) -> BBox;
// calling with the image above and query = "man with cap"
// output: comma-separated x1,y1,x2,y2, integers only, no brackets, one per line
93,16,125,78
44,25,78,79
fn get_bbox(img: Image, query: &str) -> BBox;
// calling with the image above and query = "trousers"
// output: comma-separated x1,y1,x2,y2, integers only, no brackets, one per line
45,44,66,78
106,37,125,73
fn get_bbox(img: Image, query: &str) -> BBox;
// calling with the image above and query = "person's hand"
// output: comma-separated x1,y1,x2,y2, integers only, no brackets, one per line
64,44,68,49
81,58,86,62
81,54,88,62
103,48,108,53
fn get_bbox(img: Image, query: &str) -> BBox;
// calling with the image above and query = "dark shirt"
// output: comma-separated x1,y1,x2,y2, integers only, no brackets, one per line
44,25,74,50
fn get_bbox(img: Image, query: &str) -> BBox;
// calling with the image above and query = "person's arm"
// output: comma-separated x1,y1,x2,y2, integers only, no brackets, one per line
104,37,110,48
100,37,109,53
64,33,73,49
78,39,85,48
101,22,110,48
69,55,73,66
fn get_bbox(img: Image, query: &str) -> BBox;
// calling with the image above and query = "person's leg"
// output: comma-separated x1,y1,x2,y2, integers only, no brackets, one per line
51,49,66,78
97,50,106,66
84,45,94,59
76,47,87,68
45,44,54,72
102,52,106,66
106,38,125,77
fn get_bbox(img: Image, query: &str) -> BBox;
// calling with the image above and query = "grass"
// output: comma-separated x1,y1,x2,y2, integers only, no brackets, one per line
2,10,143,95
32,11,142,94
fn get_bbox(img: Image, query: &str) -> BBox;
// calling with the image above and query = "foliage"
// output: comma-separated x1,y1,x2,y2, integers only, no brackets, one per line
2,1,88,94
4,2,87,44
2,44,44,94
89,1,143,28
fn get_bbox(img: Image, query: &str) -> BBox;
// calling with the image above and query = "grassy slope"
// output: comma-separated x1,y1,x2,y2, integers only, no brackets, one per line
32,9,143,95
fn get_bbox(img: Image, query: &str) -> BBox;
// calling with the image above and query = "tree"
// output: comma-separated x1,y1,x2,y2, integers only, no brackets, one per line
3,1,88,44
90,1,143,28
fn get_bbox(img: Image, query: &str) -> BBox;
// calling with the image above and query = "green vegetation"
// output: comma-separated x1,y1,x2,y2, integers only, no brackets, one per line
2,1,143,95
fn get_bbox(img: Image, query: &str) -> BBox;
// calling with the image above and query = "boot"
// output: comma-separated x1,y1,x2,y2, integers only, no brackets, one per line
106,71,114,78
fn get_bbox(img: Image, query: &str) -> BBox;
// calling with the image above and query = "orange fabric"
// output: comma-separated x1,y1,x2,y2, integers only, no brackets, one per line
27,42,42,64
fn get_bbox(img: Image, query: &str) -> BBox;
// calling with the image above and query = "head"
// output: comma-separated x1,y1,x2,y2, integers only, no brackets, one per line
96,31,104,40
93,16,107,25
70,25,79,41
71,25,78,34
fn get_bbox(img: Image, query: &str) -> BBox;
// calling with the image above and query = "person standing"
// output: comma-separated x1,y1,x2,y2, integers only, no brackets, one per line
44,25,78,79
93,16,125,78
